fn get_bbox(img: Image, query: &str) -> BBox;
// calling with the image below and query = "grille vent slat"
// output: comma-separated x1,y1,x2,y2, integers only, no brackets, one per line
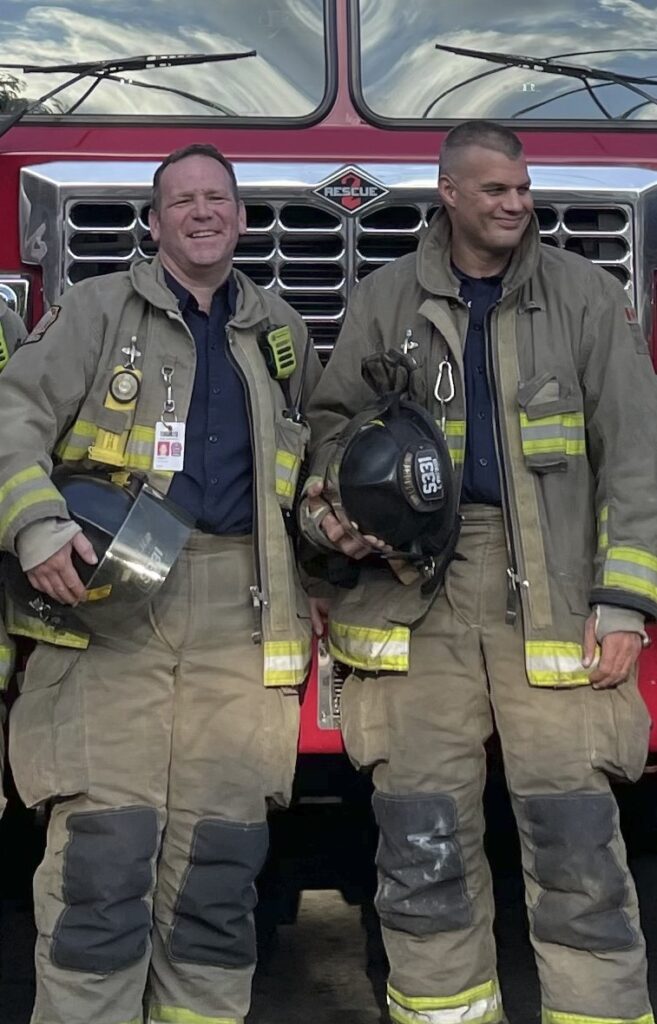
64,197,634,352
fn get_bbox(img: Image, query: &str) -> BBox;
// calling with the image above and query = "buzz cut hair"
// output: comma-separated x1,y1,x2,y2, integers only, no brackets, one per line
151,143,240,212
439,120,523,177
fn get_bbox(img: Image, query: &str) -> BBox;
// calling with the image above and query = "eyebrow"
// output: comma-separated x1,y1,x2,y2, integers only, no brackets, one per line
481,180,532,189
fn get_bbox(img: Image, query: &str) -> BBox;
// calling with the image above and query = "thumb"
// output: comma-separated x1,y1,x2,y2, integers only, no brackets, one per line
72,530,98,566
307,480,323,498
582,614,597,667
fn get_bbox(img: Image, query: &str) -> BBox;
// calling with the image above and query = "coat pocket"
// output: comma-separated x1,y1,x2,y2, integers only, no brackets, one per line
340,672,390,771
274,413,310,512
517,373,585,473
9,644,88,807
584,672,651,782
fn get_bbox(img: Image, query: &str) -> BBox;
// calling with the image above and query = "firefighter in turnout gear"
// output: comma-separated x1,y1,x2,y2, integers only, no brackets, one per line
0,144,321,1024
301,121,657,1024
0,296,25,816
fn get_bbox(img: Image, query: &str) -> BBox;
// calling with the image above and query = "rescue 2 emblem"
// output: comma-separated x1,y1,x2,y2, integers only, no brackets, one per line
313,166,388,215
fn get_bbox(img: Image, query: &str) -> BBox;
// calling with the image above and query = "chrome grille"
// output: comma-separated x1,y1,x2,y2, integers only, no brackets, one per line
355,202,632,290
22,162,655,356
64,198,347,354
63,196,633,353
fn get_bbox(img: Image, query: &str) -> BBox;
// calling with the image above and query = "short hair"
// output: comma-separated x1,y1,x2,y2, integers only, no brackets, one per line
151,143,240,211
439,120,523,177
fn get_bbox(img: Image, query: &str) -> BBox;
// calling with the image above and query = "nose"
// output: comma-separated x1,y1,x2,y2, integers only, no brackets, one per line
503,189,525,213
191,194,211,219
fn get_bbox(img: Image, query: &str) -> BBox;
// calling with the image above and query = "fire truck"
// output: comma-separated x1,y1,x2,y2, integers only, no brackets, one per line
1,0,657,913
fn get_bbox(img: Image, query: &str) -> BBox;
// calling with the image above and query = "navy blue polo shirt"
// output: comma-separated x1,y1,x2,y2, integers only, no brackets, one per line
165,270,254,534
453,265,503,506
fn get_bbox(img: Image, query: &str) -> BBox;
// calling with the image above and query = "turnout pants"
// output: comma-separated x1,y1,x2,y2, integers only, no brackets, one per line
9,533,300,1024
340,507,653,1024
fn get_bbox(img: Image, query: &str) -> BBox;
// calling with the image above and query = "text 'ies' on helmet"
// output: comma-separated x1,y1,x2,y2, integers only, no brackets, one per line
331,349,460,581
4,472,193,635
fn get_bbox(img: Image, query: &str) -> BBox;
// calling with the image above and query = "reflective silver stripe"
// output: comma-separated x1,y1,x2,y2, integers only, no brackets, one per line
519,414,585,455
525,641,590,687
329,620,410,672
0,466,63,544
388,979,502,1024
603,547,657,603
263,640,310,686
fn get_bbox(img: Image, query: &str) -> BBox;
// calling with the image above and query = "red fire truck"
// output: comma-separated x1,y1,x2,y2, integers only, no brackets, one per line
1,0,657,854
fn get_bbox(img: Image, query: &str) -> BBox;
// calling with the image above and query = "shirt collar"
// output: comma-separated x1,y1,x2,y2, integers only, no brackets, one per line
163,267,237,315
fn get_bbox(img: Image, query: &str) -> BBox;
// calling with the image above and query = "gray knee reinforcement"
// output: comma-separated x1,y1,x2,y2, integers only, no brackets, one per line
169,818,269,968
53,806,159,973
519,791,635,951
373,792,471,936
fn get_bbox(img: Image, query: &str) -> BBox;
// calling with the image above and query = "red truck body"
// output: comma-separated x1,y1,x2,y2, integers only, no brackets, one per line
2,0,657,759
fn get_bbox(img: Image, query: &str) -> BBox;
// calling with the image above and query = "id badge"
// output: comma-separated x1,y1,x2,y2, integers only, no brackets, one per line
153,421,186,471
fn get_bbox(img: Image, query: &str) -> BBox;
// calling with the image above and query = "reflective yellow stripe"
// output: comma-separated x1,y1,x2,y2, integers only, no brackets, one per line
125,424,156,470
388,978,502,1024
525,641,590,687
329,620,409,672
0,488,60,538
149,1006,239,1024
597,504,609,552
275,449,300,500
443,419,465,465
0,465,44,505
6,599,89,649
542,1010,654,1024
55,418,97,460
263,639,310,686
0,643,15,689
0,322,9,370
519,412,585,457
603,546,657,604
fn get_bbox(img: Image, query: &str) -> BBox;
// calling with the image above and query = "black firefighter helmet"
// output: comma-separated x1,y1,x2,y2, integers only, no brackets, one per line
4,471,193,634
335,389,460,573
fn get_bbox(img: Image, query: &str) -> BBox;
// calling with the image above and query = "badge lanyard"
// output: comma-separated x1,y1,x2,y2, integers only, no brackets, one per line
153,365,186,472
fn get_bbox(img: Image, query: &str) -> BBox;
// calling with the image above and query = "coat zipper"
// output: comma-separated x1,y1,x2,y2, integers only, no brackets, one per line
484,303,527,625
225,324,266,644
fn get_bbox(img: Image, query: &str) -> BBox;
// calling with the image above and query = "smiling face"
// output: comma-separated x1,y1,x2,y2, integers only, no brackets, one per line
438,144,533,260
149,154,246,286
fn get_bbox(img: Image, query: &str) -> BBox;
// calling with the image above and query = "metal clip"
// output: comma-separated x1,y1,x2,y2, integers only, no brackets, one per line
402,328,418,355
434,358,455,433
250,584,266,644
121,336,142,369
161,365,176,426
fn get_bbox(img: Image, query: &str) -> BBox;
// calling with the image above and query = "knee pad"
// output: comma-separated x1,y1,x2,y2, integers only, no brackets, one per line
53,806,159,973
169,817,269,968
519,791,635,951
373,791,472,936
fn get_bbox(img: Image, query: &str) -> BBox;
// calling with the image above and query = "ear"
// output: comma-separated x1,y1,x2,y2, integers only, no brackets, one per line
148,207,161,245
237,199,247,235
438,174,457,209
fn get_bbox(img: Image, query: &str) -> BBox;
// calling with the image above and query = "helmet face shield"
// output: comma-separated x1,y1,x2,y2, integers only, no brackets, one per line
336,395,459,561
4,476,193,635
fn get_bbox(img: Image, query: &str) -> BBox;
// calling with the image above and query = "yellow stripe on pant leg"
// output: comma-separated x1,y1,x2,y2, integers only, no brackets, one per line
542,1009,654,1024
148,1006,240,1024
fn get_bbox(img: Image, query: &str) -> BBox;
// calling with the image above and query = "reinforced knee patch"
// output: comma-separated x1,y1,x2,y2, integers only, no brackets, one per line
520,791,635,951
53,806,158,974
373,791,471,936
169,818,269,968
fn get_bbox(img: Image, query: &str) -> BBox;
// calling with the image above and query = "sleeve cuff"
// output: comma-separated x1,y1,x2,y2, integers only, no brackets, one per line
16,518,81,571
594,603,649,646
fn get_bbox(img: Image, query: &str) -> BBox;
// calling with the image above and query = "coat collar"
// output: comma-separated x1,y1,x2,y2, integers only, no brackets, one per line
416,208,542,300
129,255,271,329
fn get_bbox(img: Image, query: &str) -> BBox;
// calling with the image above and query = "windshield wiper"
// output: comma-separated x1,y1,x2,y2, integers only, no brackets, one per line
430,43,657,120
0,50,256,140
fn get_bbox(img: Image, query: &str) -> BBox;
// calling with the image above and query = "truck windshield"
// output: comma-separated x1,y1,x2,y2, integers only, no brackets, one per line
355,0,657,123
1,0,330,120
